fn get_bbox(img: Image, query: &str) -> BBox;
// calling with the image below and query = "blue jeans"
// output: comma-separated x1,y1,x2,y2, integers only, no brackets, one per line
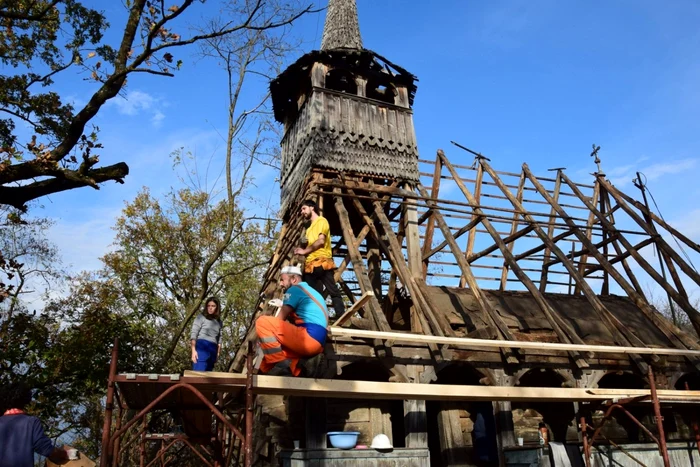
193,339,218,371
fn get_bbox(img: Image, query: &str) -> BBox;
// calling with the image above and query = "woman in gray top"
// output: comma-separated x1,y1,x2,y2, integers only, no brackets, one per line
190,297,223,371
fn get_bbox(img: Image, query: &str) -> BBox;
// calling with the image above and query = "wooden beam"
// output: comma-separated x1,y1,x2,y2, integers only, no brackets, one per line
422,216,482,262
460,161,484,287
608,184,700,256
333,291,375,327
501,171,526,290
540,171,563,292
245,374,700,403
414,183,520,364
467,225,535,264
584,237,655,274
333,189,386,333
512,164,654,372
403,183,423,276
328,327,700,357
551,171,700,365
366,190,455,339
422,151,444,278
440,156,589,368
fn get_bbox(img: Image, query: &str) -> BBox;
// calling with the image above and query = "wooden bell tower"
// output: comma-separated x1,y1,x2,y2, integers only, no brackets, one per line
270,0,420,221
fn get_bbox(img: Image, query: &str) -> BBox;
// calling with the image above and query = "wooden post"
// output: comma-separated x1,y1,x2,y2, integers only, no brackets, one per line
404,182,423,277
422,152,444,278
501,172,526,290
462,161,483,286
100,339,119,467
404,366,428,448
574,179,600,295
439,156,589,366
305,398,327,449
414,183,520,364
540,171,562,293
437,403,468,466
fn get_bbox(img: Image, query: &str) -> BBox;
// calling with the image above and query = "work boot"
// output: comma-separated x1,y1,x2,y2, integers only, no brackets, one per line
300,353,325,378
266,360,293,377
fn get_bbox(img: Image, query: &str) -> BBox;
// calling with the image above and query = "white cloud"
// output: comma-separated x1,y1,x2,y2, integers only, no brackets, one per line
607,158,697,187
108,90,167,127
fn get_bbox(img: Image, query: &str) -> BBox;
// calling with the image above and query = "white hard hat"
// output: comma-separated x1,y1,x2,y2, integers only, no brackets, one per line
281,265,302,276
370,434,393,450
268,299,283,308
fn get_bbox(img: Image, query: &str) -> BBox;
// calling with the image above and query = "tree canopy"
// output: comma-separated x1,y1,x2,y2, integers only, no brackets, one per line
0,0,311,210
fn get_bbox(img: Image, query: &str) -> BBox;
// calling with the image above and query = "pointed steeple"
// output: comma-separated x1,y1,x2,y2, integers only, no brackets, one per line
320,0,363,50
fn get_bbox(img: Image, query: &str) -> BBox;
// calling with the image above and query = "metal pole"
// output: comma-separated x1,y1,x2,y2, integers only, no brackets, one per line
113,403,123,465
100,338,119,467
635,172,677,325
245,341,255,467
580,415,591,467
140,417,146,467
648,366,670,467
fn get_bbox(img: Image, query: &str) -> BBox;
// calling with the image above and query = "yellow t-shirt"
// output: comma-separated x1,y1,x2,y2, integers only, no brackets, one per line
305,216,332,263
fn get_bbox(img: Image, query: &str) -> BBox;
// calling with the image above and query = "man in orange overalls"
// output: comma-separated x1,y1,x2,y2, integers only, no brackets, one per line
255,265,329,376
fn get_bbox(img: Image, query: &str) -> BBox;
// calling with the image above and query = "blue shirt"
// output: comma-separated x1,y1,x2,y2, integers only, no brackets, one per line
0,414,55,467
283,282,329,344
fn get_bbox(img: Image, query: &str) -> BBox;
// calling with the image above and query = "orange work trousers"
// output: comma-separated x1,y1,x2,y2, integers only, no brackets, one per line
255,315,323,376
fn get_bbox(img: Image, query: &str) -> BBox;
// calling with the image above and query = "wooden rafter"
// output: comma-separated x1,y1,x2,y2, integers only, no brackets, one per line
415,183,520,364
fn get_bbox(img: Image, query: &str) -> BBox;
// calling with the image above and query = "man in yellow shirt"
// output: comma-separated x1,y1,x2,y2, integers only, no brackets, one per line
294,200,345,317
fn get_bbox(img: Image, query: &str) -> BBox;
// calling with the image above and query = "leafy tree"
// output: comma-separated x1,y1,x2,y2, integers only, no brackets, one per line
0,0,312,210
0,208,63,315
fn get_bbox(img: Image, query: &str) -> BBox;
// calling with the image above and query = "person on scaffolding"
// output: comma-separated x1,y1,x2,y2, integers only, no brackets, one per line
190,297,223,371
293,199,345,318
255,265,329,377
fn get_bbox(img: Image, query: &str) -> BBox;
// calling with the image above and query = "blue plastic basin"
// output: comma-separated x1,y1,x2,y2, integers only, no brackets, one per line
327,431,360,449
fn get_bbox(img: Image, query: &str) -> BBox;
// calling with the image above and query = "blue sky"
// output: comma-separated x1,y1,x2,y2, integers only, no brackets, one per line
23,1,700,303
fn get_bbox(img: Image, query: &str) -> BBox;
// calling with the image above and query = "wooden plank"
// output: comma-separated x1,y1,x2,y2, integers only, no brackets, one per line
332,291,375,327
328,327,700,357
245,375,700,403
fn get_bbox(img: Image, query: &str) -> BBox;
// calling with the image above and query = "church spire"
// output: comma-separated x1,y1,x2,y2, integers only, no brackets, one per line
320,0,363,50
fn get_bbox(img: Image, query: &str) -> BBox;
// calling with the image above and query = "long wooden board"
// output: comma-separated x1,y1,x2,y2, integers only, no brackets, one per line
329,327,700,357
183,371,700,403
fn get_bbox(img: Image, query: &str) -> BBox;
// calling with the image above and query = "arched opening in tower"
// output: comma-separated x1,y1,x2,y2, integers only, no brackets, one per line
366,80,396,104
512,369,576,445
325,68,358,95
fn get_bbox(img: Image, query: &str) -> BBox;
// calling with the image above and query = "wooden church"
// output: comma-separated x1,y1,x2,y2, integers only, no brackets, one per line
229,1,700,465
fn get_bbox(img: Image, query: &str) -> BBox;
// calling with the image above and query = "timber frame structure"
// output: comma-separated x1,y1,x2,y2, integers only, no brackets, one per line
100,0,700,465
224,147,700,465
